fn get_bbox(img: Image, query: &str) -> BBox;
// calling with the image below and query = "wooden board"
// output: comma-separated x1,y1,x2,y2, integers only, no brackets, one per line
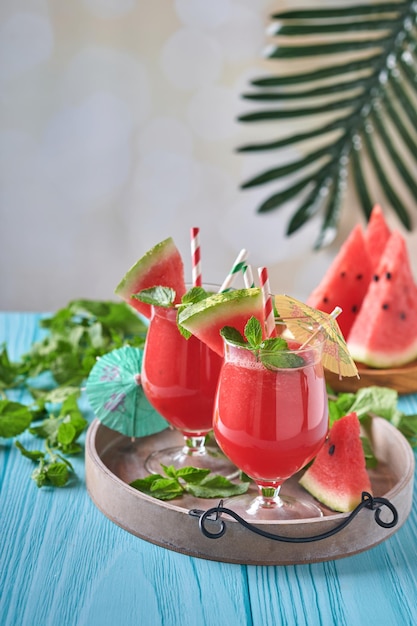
85,418,414,565
325,358,417,395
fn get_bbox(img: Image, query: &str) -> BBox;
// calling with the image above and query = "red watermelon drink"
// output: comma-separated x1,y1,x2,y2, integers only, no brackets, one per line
141,286,237,476
213,321,328,519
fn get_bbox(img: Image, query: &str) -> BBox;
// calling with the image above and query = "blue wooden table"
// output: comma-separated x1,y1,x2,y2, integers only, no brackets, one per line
1,312,417,626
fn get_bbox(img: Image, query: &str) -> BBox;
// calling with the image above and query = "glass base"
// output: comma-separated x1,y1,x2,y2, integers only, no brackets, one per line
144,445,239,480
222,492,323,521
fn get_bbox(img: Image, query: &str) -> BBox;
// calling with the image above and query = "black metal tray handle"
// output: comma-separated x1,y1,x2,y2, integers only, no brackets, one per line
189,492,398,542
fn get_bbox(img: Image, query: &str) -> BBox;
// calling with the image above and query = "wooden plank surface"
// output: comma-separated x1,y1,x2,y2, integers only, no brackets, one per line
1,313,417,626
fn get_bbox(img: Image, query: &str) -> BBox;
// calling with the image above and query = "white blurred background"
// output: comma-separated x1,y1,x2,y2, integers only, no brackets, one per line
1,0,416,311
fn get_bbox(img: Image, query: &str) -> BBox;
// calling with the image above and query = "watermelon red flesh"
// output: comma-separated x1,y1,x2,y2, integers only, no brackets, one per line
299,412,372,513
114,237,186,319
307,225,373,339
365,204,391,271
347,230,417,368
178,288,264,357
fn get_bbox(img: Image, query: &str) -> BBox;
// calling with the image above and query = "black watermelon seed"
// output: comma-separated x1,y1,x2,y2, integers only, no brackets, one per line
340,271,346,278
356,274,363,280
352,305,358,313
382,303,389,310
328,444,335,455
373,274,380,282
400,312,407,320
386,272,392,280
323,297,329,303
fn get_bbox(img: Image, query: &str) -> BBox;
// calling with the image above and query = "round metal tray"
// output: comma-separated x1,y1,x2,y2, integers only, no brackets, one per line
85,417,414,565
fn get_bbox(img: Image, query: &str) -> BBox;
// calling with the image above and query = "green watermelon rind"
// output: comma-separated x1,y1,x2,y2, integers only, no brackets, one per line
179,288,264,356
348,336,417,369
114,237,186,318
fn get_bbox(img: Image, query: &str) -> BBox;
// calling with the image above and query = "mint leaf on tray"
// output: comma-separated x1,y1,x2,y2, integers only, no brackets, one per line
130,464,249,501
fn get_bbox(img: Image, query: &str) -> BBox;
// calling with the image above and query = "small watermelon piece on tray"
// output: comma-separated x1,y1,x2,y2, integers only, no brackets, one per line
178,288,264,357
307,225,373,339
347,230,417,368
115,237,187,319
299,412,372,513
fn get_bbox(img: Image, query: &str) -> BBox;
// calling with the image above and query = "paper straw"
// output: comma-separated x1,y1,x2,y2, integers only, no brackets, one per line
242,263,255,288
258,267,276,337
190,227,202,287
219,248,248,292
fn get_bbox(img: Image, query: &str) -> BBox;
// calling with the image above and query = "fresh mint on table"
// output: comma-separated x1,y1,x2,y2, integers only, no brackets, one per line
221,316,305,369
0,299,148,487
130,464,250,501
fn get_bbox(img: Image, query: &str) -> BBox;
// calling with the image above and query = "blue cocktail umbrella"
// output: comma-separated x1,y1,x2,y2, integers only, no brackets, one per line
85,346,168,438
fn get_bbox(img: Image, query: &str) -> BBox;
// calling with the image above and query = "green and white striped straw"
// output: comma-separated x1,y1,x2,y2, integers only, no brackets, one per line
242,263,255,288
219,248,248,292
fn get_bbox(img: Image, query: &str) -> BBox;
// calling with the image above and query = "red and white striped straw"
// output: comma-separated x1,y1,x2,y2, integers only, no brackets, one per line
190,227,202,287
258,267,276,337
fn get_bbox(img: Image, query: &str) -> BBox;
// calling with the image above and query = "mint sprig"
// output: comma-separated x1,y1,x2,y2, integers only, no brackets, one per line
221,316,305,369
133,286,176,308
130,464,249,501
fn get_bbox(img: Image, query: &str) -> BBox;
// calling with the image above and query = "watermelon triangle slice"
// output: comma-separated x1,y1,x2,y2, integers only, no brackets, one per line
364,204,391,271
307,225,373,339
115,238,186,319
178,288,264,357
299,412,372,513
347,230,417,368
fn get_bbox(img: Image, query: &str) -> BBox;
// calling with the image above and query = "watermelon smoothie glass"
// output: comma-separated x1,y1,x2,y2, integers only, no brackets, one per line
141,285,237,476
213,321,328,519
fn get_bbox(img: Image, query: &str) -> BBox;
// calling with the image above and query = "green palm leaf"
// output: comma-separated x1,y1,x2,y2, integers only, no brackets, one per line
237,1,417,248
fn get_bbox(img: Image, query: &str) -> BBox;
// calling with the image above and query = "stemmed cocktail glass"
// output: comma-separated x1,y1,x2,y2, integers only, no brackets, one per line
213,319,329,519
141,285,237,477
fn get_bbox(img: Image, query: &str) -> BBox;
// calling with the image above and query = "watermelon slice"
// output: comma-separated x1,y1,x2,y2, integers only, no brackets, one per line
347,230,417,368
307,225,373,339
299,412,372,513
115,238,186,319
364,204,391,271
178,288,264,357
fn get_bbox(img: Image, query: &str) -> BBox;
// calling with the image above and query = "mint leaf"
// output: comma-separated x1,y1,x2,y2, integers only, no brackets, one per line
220,326,246,347
244,316,263,348
177,287,212,339
15,440,45,462
130,474,183,501
0,401,33,438
130,465,250,501
260,338,305,369
133,286,176,308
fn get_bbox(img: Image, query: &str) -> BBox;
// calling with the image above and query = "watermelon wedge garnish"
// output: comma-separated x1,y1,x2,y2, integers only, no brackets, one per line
178,288,264,357
347,230,417,368
299,412,372,513
115,237,186,319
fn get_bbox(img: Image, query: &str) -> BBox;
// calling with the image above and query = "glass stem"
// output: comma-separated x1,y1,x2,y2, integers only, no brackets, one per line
182,435,206,457
257,483,282,508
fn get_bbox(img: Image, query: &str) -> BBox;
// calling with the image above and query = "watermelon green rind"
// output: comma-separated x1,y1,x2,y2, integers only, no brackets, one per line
299,412,372,513
347,231,417,368
178,288,264,356
114,237,186,319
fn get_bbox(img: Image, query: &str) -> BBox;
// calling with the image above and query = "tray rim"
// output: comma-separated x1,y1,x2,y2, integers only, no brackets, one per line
85,417,415,565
